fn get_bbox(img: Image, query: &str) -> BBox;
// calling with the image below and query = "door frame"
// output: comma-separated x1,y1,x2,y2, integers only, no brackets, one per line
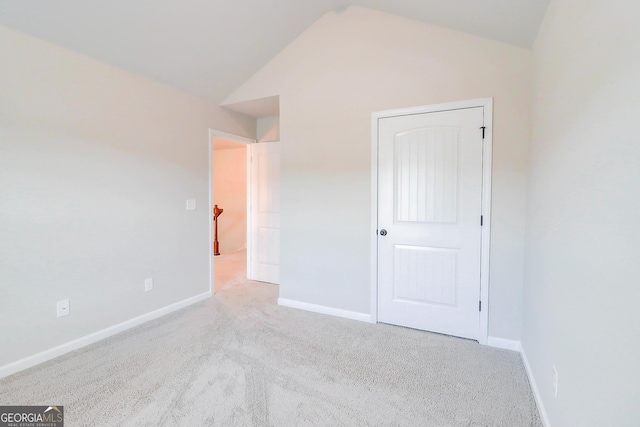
208,129,256,294
369,98,493,345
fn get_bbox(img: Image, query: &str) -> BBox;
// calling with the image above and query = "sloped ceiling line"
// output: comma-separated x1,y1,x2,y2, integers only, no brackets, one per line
0,1,549,103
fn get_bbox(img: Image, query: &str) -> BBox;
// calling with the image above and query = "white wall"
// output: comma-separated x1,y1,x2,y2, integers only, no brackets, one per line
213,145,247,254
257,116,280,142
0,26,254,369
225,6,532,339
523,0,640,425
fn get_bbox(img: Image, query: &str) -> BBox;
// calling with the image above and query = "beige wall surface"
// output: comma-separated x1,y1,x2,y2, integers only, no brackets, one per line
213,145,247,254
523,0,640,424
225,6,533,340
257,116,280,142
0,26,254,368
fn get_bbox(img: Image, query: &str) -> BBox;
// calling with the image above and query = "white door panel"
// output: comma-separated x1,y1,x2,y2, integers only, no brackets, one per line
377,108,484,340
250,142,280,284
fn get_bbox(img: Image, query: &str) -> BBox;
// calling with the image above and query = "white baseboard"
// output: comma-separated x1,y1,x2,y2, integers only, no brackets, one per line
278,298,372,323
487,336,522,352
520,345,551,427
487,337,550,426
0,291,212,379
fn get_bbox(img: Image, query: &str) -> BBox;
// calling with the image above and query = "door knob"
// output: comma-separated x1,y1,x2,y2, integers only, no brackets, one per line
379,229,387,236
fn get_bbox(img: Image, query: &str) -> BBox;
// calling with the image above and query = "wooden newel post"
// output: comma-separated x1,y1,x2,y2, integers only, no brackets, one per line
213,204,224,256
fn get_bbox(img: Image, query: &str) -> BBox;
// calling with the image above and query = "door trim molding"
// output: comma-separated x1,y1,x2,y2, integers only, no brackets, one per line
370,98,493,345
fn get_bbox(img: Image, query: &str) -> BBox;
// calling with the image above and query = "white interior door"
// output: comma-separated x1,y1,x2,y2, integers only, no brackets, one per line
377,107,484,340
250,142,280,284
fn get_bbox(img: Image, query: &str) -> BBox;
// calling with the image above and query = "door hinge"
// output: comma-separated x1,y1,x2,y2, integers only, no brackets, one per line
480,215,484,226
480,126,486,139
479,301,482,312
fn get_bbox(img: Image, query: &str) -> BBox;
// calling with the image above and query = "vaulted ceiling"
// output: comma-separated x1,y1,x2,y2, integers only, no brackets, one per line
0,1,549,104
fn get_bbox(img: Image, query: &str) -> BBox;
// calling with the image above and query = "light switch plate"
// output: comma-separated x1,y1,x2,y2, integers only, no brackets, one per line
186,199,196,211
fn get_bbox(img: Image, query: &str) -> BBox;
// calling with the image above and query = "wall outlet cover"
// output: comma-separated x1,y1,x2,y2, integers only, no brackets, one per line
145,277,153,292
57,299,70,317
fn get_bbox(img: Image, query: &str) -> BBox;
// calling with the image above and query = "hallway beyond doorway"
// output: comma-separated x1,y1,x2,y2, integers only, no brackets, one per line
214,249,247,291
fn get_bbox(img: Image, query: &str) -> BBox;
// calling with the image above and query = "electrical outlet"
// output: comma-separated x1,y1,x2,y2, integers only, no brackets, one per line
552,365,558,398
145,277,153,292
186,199,196,211
57,299,70,317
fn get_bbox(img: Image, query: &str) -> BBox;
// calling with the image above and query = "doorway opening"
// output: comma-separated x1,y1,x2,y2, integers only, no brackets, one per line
209,130,253,293
211,131,252,292
209,119,281,294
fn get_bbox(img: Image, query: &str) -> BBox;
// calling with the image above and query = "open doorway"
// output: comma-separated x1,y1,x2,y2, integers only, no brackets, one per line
209,117,281,294
212,133,251,291
209,130,253,293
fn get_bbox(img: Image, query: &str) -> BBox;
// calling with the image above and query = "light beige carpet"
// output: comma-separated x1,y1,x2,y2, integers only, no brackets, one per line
0,251,541,426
